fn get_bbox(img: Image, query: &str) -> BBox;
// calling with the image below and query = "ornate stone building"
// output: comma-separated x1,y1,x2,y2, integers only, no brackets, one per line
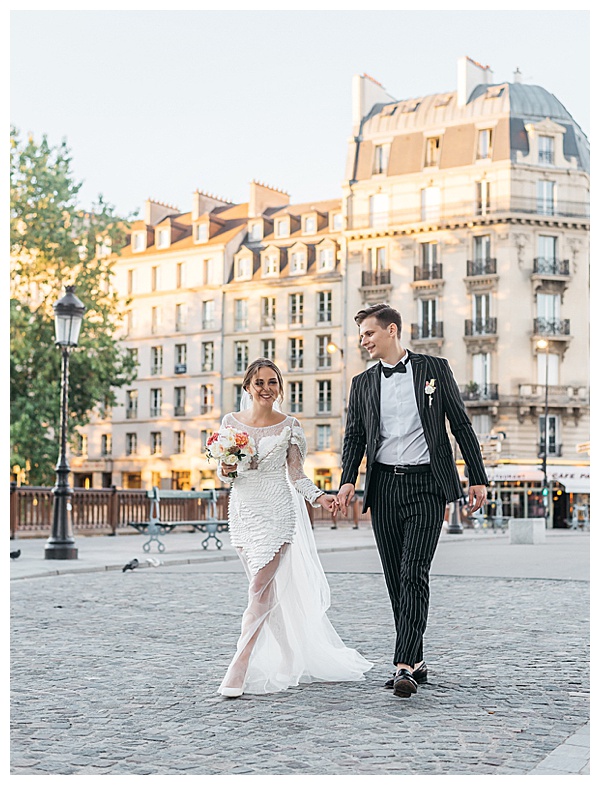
71,57,589,526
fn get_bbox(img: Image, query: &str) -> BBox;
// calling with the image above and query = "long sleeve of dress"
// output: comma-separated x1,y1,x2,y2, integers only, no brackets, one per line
287,419,324,507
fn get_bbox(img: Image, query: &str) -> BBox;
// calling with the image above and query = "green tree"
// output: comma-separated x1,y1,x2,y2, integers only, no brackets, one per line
10,127,138,485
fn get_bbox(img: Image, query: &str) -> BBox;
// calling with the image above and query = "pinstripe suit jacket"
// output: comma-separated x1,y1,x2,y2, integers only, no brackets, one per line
340,350,489,512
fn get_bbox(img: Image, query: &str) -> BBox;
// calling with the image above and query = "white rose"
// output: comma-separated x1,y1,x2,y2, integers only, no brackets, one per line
219,429,236,449
208,442,225,459
222,453,238,466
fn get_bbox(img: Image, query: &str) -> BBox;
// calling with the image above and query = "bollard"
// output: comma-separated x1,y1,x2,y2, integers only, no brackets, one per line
508,517,546,544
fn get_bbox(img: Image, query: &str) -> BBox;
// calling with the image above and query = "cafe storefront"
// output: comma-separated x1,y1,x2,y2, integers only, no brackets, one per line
460,463,590,529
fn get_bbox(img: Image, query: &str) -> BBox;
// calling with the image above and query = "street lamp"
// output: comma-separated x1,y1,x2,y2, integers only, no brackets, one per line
45,286,86,560
536,338,550,527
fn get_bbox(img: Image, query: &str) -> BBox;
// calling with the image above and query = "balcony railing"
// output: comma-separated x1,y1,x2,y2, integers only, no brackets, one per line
532,258,570,276
411,322,444,340
466,258,497,276
413,264,443,282
261,316,276,328
346,196,588,230
518,384,589,404
125,408,137,420
538,443,563,458
460,383,499,401
174,363,187,374
361,270,391,287
150,407,162,417
150,365,162,376
465,317,497,336
174,406,185,417
534,317,570,336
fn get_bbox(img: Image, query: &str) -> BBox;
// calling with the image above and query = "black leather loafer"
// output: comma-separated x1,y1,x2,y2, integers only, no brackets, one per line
393,669,418,697
384,662,428,689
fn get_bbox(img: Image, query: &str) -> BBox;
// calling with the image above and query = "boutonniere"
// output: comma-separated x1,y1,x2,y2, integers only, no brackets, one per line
425,379,437,407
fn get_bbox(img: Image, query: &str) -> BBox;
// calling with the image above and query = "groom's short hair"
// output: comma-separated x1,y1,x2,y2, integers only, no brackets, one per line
354,303,402,336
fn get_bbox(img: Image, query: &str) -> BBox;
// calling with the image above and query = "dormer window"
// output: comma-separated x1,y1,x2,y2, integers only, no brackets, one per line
317,244,336,273
303,215,316,234
132,232,146,253
538,136,555,165
290,250,306,275
373,144,390,175
248,222,263,242
156,228,170,249
331,213,343,231
477,129,493,160
235,255,253,281
195,223,209,243
275,218,290,238
425,137,441,167
263,253,279,277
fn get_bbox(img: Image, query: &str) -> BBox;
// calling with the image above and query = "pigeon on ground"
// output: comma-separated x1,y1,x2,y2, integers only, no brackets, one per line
10,550,21,560
122,558,139,573
146,557,162,567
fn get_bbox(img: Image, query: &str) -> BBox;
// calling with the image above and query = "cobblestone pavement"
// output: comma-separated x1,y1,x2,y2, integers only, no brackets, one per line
11,559,589,776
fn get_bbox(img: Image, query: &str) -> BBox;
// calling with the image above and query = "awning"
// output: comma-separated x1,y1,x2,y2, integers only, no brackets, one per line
486,465,544,483
546,466,590,493
462,464,590,493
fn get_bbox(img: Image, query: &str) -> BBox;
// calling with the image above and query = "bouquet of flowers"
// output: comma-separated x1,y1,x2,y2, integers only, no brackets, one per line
205,427,257,479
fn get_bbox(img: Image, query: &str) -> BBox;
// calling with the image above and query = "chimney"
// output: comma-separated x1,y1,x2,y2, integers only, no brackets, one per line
352,73,397,135
457,56,493,107
513,67,523,84
144,198,179,226
248,181,290,218
192,190,232,221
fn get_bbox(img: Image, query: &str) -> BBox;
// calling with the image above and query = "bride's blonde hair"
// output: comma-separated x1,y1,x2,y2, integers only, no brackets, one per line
242,358,285,403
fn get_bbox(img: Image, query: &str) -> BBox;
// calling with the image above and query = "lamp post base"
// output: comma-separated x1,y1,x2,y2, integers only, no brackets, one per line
44,542,78,560
447,502,464,534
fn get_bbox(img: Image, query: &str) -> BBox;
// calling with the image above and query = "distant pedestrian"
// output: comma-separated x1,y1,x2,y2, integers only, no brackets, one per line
337,303,488,697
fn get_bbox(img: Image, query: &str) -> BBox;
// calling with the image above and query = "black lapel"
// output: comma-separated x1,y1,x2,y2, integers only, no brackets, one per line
408,350,427,419
366,363,381,426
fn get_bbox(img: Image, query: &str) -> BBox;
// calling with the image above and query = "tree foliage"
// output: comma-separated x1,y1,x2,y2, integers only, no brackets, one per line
10,128,137,485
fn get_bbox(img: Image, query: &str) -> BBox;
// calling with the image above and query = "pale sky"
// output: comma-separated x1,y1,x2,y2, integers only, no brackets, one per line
10,7,591,220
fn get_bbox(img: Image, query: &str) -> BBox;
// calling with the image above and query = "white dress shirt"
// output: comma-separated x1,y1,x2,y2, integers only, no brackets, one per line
375,355,431,466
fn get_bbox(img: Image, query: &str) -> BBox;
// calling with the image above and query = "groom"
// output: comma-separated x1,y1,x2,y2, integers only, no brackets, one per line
337,303,488,698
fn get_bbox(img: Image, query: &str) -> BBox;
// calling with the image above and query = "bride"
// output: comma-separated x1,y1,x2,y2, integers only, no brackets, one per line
216,357,372,697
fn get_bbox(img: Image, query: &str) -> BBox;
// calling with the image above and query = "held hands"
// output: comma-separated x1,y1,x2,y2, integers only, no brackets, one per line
317,494,340,517
336,483,356,517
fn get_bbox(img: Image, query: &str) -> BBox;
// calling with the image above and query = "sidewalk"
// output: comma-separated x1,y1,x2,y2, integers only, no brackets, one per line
10,526,590,776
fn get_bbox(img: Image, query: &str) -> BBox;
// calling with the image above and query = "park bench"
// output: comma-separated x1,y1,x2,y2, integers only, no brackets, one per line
128,487,228,552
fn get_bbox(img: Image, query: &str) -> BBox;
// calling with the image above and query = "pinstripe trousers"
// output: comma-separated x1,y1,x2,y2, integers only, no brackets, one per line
369,467,446,667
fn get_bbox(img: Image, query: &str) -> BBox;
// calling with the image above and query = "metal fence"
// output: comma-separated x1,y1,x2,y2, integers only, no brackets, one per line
9,485,370,537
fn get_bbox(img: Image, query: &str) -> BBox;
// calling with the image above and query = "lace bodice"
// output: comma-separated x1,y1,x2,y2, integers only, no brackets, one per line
217,413,323,506
216,413,324,575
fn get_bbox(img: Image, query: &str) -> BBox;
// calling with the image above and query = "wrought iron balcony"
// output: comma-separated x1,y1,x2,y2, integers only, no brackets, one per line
465,318,497,336
534,317,570,336
466,258,497,276
125,408,137,420
411,322,444,340
361,270,391,287
413,264,443,282
532,258,570,276
460,383,499,401
538,443,563,458
174,363,187,374
150,407,162,418
174,406,185,417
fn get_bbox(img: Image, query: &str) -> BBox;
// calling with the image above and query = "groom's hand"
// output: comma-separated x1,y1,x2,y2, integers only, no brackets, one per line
468,484,487,513
337,484,355,517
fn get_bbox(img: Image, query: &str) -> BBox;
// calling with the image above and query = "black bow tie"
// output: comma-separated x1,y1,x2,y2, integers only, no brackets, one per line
381,361,407,378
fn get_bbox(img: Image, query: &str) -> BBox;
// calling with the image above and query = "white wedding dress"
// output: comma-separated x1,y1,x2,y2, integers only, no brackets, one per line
216,412,372,695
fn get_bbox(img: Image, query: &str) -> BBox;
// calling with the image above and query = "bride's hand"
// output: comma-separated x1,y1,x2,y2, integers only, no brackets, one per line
221,463,238,475
317,494,339,516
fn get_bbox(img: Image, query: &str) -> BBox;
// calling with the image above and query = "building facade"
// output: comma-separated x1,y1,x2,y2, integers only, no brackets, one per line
71,57,589,526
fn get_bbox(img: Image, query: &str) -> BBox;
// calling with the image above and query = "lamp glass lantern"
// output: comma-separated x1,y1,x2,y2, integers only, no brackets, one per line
53,286,86,347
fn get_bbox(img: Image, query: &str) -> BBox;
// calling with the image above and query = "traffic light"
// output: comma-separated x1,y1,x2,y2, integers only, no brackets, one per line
542,487,549,497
